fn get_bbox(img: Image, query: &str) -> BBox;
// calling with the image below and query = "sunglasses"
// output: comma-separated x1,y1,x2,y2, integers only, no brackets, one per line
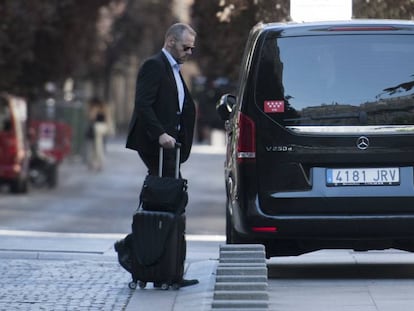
182,45,195,52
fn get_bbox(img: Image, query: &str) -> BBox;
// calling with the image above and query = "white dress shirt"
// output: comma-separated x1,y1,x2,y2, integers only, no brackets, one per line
162,48,184,112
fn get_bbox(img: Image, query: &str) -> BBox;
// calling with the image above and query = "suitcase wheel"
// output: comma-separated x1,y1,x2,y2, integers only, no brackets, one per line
128,281,137,290
171,283,180,290
138,281,147,289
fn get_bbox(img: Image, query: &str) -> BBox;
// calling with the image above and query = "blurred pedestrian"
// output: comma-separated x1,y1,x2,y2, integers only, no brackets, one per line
86,97,112,171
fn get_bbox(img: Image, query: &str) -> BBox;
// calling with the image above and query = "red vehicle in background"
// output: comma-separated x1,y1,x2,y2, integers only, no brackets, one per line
0,93,30,193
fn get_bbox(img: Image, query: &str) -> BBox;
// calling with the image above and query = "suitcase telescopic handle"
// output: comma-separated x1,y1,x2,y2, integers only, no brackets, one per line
159,143,181,179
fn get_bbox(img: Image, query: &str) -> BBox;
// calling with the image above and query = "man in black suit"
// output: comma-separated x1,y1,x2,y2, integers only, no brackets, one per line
125,23,198,287
126,23,196,178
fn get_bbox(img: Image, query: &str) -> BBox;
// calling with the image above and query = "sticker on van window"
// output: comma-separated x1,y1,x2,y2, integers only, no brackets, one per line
264,100,284,113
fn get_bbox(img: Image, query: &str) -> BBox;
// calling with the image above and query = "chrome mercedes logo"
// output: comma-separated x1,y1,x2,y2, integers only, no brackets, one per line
356,136,369,150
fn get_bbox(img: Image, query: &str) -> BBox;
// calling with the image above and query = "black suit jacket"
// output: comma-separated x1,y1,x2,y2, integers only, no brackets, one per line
126,51,196,163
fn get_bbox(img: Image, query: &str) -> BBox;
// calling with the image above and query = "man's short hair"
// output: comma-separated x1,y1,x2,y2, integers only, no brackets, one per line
165,23,196,41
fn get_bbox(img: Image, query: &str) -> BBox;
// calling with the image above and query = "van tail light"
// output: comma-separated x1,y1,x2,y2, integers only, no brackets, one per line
237,112,256,162
252,226,278,233
328,26,397,31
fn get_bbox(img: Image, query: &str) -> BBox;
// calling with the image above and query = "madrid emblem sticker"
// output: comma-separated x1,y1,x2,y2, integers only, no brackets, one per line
264,100,285,113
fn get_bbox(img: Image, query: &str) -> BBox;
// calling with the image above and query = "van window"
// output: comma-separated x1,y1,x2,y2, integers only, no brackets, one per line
255,34,414,129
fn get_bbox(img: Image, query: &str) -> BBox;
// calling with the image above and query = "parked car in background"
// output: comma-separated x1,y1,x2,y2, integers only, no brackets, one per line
217,20,414,258
0,93,30,193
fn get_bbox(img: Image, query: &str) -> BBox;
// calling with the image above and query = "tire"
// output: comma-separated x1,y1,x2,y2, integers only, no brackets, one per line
138,281,146,289
171,283,180,290
10,177,29,194
128,281,137,289
226,200,245,244
30,168,48,188
47,165,58,188
226,203,233,244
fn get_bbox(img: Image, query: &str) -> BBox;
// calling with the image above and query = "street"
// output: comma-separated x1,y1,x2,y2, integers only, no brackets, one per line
267,249,414,311
0,137,226,310
0,137,227,235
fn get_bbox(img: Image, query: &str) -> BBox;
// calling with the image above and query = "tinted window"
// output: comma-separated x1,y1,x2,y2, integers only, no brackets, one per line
255,34,414,127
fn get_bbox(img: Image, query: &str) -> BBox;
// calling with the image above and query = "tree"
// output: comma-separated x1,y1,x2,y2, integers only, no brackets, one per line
191,0,290,82
191,0,414,83
0,1,50,94
1,0,412,100
0,0,113,98
109,0,175,61
0,0,178,99
354,0,414,19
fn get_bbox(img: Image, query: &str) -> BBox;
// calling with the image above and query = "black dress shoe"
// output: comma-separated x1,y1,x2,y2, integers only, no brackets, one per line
153,279,199,289
114,239,133,273
179,279,199,288
114,240,124,253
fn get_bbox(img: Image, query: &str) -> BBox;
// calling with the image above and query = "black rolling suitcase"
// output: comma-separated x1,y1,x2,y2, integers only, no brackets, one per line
127,145,187,290
129,210,186,290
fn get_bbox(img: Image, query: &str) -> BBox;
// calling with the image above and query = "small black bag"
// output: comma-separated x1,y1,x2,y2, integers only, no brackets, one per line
140,175,188,213
140,144,188,214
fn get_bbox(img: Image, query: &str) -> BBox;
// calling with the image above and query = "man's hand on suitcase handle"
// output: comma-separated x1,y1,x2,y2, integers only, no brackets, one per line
159,133,181,149
159,133,176,149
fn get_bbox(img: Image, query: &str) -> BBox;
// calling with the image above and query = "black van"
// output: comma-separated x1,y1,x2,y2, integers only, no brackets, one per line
217,20,414,257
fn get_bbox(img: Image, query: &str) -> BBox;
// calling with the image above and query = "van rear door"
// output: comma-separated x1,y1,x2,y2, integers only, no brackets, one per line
252,29,414,216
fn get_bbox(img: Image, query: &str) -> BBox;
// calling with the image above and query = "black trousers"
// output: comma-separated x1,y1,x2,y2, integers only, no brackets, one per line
138,149,180,178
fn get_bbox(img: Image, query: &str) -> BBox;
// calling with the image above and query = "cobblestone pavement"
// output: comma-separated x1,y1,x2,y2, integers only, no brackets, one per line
0,258,132,311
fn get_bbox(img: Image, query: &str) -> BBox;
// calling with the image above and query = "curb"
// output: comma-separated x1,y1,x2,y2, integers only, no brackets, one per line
212,244,269,310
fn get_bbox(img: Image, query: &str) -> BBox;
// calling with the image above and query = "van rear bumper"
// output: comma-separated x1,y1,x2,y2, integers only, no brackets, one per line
232,195,414,240
244,214,414,239
241,166,414,238
235,210,414,256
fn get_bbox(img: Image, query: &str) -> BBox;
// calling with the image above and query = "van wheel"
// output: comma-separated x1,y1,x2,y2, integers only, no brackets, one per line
226,206,233,243
47,165,58,188
226,203,245,244
10,178,28,194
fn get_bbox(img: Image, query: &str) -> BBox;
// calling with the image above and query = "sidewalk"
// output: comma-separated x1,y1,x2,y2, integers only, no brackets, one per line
0,137,227,310
0,230,220,310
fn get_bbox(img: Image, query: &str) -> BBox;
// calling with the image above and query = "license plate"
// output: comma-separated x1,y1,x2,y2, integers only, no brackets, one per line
326,167,400,186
